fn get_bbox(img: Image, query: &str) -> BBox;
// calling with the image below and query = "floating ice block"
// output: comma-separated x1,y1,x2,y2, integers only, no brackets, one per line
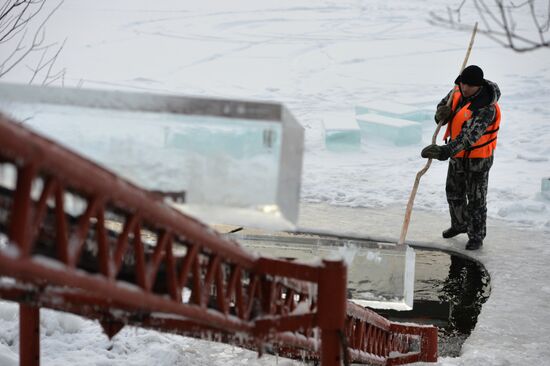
0,82,304,231
542,177,550,200
229,232,415,311
322,111,361,152
356,113,422,146
356,100,434,123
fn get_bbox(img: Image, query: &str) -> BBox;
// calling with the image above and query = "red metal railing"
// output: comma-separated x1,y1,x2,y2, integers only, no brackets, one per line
0,113,437,365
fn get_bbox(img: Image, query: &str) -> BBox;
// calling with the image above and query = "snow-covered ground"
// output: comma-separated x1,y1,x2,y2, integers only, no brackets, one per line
1,0,549,365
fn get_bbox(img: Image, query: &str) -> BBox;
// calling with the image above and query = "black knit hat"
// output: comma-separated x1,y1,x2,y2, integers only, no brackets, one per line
455,65,484,86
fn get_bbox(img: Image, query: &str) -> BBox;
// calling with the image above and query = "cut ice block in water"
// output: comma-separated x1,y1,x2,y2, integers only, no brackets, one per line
229,232,415,310
356,113,422,146
322,111,361,152
356,100,434,123
542,177,550,200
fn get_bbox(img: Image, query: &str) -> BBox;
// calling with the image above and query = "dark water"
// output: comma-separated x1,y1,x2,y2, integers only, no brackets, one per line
376,249,491,357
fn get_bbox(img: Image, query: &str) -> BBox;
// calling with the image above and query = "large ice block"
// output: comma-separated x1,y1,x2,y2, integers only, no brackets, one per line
322,111,361,152
356,112,422,146
229,231,415,311
166,123,277,159
0,82,304,231
542,177,550,200
356,101,434,123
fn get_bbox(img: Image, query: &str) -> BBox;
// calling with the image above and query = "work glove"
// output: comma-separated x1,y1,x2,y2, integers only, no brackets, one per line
434,105,452,125
421,144,451,161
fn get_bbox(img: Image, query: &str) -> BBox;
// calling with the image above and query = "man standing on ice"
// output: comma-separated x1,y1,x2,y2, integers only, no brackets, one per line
420,65,501,250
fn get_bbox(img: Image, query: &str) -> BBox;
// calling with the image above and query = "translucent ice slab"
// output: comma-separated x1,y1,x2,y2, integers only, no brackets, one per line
356,113,422,146
356,101,434,123
228,232,415,311
0,83,304,230
542,177,550,200
322,111,361,152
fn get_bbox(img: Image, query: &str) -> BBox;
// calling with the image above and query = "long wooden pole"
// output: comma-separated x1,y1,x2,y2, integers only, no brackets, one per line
398,22,478,245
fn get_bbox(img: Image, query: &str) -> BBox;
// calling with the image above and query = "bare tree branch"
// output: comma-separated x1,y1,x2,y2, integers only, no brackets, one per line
473,0,495,33
430,0,550,52
497,0,516,48
27,37,66,84
0,0,66,84
0,0,46,43
508,1,532,7
542,0,550,31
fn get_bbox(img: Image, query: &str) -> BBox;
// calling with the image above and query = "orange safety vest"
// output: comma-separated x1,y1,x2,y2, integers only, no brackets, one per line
443,86,501,158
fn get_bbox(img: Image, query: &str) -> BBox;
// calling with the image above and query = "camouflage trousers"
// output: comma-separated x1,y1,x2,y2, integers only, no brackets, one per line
445,157,492,242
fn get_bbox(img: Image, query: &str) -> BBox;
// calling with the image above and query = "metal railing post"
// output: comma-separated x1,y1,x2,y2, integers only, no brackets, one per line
9,164,41,366
20,305,40,366
318,260,347,366
421,327,438,362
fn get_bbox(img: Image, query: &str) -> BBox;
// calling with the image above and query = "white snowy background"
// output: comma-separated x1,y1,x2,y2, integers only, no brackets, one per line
1,0,549,365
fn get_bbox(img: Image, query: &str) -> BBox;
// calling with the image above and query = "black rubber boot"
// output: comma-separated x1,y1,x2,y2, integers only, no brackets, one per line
465,239,483,250
442,227,467,239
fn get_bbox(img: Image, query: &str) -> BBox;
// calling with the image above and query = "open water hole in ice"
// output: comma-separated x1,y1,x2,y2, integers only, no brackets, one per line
375,249,491,357
231,232,490,357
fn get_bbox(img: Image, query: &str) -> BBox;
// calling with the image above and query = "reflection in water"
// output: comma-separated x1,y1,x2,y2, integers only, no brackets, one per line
375,251,490,357
440,255,490,336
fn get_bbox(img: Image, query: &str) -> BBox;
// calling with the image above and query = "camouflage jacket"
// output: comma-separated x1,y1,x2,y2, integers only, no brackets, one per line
437,80,501,171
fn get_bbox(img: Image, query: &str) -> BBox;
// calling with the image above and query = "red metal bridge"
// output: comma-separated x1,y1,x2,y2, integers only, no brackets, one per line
0,113,437,366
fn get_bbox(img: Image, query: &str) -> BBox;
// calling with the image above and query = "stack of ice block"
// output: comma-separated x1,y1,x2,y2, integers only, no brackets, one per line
355,100,434,123
356,113,422,146
323,111,361,152
542,177,550,200
353,100,439,146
